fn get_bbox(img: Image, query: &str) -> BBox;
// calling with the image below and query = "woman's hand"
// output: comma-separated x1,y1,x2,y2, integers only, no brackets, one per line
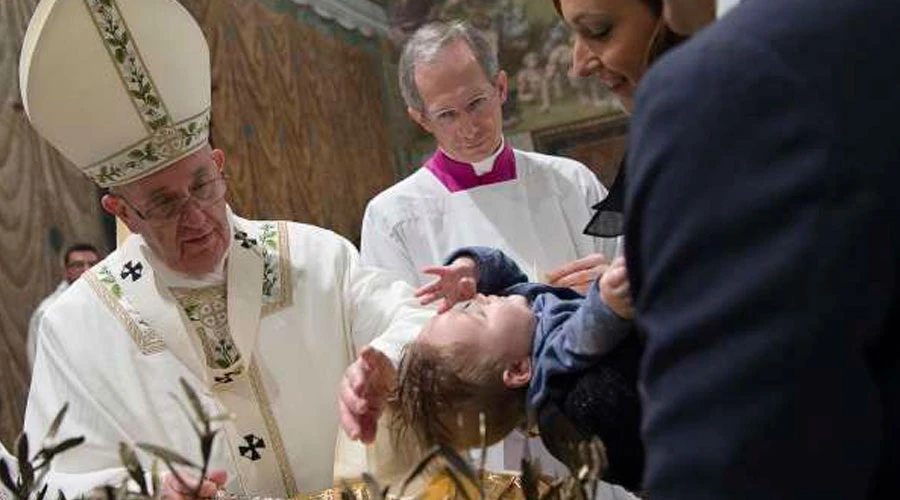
600,257,634,319
414,256,478,313
546,253,611,295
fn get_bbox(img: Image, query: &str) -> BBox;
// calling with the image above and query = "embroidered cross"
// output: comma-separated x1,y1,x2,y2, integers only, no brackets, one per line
239,434,265,461
214,369,241,385
235,231,257,249
120,261,144,282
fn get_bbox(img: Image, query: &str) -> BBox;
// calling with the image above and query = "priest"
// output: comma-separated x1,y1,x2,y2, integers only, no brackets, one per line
19,0,432,497
360,20,620,295
358,20,621,474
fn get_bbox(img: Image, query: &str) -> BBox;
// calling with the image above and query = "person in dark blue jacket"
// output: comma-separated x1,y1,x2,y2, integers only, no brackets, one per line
626,0,900,498
391,246,643,487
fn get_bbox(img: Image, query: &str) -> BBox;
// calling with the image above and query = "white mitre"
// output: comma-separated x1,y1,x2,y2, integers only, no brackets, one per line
19,0,211,188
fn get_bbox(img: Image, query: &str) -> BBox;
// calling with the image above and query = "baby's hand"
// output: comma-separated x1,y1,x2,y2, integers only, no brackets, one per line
415,256,478,313
600,257,634,320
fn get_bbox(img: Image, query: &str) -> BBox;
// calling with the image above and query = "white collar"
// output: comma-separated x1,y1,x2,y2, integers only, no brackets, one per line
471,137,506,176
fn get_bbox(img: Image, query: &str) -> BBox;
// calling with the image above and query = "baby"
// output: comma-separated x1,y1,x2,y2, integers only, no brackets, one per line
391,246,639,482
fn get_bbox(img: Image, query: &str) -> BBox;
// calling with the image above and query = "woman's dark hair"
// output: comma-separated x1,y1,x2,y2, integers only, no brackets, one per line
551,0,684,68
553,0,662,16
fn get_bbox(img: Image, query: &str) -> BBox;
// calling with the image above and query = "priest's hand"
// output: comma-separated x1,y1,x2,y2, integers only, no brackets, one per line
162,469,227,500
600,257,634,319
415,256,478,313
339,346,396,443
546,253,611,295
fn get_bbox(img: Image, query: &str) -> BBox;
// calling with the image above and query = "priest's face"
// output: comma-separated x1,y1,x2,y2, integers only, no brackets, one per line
103,146,231,276
409,38,508,164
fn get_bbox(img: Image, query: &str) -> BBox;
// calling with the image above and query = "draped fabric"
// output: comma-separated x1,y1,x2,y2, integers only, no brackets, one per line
180,0,397,244
0,0,110,449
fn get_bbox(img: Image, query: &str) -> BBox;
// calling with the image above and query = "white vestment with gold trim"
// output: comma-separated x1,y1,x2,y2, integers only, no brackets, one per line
25,212,432,498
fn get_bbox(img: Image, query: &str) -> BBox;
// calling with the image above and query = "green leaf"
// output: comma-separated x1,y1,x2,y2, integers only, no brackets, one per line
0,459,16,495
150,460,161,498
521,457,540,500
42,437,85,461
15,433,29,464
135,444,197,469
200,433,216,464
35,482,49,500
179,378,208,424
45,403,69,440
16,433,34,490
115,48,126,63
118,442,148,495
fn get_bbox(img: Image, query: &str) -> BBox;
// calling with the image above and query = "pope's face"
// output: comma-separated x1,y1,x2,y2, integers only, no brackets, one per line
103,146,231,276
409,39,508,164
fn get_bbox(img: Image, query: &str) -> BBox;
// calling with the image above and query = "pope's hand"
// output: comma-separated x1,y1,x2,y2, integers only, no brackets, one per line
339,346,396,443
414,256,478,313
162,469,227,500
545,253,611,295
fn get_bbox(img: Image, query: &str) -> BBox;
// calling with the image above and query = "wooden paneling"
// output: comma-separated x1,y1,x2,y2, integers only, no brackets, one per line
182,0,397,245
0,0,111,448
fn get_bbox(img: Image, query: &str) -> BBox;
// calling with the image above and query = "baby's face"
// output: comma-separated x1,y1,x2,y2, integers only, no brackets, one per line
420,294,535,364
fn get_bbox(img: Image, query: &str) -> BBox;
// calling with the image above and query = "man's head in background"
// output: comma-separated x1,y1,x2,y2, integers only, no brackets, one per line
64,243,101,284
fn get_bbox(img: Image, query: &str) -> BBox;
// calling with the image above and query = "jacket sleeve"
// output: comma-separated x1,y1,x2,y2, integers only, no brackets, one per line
528,281,632,412
444,246,529,294
625,33,887,499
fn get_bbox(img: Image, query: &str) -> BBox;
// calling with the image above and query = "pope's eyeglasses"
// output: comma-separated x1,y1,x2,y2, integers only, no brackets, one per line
115,174,228,225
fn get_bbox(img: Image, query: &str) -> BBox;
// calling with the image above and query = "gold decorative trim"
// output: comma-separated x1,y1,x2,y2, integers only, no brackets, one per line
262,221,293,316
84,110,211,187
82,0,172,132
84,270,166,355
248,362,298,496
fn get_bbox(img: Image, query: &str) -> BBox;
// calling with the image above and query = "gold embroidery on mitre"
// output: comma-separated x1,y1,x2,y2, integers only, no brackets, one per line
80,0,210,187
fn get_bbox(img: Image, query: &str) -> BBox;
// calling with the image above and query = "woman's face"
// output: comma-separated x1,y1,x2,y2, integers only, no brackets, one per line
559,0,660,111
